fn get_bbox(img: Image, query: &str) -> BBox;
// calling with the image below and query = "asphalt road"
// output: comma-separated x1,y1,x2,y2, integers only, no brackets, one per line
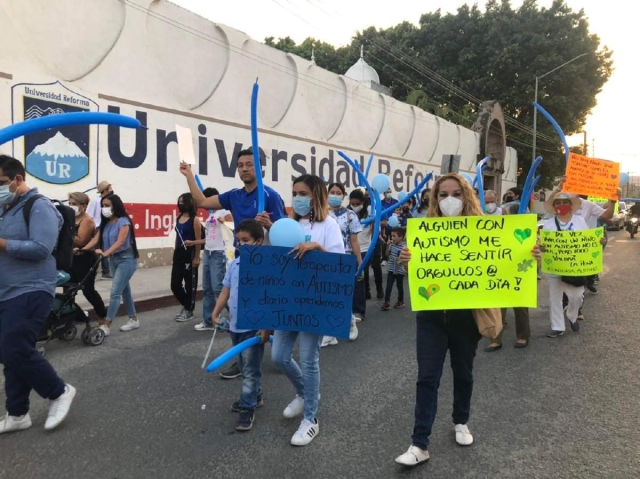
1,230,639,479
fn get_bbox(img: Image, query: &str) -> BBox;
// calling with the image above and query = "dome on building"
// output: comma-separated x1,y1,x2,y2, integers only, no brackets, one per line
345,46,380,85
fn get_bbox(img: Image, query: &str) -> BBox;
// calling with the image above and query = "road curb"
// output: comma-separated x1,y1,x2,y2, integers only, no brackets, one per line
86,291,204,320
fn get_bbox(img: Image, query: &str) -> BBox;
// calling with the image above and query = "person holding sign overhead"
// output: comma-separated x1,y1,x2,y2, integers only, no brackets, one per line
393,173,541,467
264,174,344,447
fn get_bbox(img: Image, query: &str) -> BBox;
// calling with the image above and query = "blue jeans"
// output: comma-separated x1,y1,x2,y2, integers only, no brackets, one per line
271,330,322,421
0,291,66,416
412,310,480,450
202,250,226,326
231,330,264,411
106,250,137,322
101,255,110,275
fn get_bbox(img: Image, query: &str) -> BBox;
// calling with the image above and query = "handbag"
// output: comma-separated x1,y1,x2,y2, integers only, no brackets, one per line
553,217,589,287
472,308,503,339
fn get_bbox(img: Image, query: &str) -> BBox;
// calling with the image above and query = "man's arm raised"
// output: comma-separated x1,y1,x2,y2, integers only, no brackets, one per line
179,162,222,210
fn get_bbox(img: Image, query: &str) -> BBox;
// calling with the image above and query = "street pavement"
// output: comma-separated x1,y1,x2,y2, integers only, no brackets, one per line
1,230,640,479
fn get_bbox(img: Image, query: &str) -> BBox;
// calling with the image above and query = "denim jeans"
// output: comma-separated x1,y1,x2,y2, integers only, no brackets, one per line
384,272,405,303
106,250,137,322
101,255,110,275
0,291,66,416
202,250,227,326
272,330,322,421
231,330,264,411
412,310,481,450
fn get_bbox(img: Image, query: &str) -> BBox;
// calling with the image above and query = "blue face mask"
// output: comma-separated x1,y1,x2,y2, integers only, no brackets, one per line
292,196,312,217
328,195,343,208
0,184,16,207
385,193,393,200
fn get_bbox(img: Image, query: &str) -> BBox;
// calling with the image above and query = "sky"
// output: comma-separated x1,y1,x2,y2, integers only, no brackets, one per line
172,0,639,174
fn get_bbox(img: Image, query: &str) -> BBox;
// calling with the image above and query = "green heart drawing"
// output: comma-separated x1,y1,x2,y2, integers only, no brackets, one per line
418,284,440,301
591,252,600,258
544,259,553,265
542,231,551,237
595,229,603,237
513,228,532,244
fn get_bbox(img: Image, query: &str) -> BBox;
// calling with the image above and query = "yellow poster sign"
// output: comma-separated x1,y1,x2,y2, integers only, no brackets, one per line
587,196,618,214
406,215,538,311
540,227,604,276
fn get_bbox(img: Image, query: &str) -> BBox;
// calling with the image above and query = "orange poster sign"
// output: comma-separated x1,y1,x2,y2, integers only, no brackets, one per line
563,153,620,199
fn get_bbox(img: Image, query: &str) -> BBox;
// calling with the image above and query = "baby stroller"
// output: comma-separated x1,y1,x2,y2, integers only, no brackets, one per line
36,255,106,356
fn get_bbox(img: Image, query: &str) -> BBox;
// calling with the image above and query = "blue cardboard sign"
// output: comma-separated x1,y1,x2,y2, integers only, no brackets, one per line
236,245,357,339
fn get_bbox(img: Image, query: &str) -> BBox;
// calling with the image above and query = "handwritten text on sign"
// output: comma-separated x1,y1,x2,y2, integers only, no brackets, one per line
236,246,356,339
564,153,620,199
406,215,538,311
540,227,604,276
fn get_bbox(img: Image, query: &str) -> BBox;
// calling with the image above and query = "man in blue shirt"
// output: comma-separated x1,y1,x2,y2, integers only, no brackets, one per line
0,155,76,434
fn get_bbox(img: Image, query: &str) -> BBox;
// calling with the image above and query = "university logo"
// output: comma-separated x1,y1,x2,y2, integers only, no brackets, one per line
10,81,99,185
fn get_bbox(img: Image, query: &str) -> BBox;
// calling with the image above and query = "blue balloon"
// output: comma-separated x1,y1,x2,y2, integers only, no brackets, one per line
251,80,265,213
372,173,391,193
269,218,305,248
533,102,570,163
460,173,474,185
206,336,273,373
364,154,375,181
620,172,630,186
0,112,142,146
398,192,408,202
388,215,400,227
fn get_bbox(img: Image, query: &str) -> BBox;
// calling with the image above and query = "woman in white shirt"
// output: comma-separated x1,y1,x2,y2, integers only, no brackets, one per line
269,174,344,447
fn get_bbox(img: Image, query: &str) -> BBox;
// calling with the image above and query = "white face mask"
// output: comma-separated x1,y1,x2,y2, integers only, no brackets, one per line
102,207,113,219
439,196,464,217
70,205,81,217
351,205,363,213
485,203,497,214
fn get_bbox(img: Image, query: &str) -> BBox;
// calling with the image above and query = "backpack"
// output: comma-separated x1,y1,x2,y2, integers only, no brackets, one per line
23,195,75,271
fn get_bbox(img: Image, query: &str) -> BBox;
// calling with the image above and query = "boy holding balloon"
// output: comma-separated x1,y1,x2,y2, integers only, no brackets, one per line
211,219,269,432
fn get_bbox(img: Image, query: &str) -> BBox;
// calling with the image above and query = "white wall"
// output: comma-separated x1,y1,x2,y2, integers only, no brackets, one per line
0,0,519,260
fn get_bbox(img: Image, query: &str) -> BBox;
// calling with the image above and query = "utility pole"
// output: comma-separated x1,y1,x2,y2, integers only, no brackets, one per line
583,131,587,155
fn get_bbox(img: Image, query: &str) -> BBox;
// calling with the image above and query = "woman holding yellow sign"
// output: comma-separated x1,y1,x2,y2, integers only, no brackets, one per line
393,173,541,468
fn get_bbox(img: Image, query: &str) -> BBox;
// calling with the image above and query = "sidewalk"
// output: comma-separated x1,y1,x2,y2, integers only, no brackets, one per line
76,266,203,318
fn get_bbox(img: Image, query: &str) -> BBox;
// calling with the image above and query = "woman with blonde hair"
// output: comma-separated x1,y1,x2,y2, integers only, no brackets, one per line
68,191,107,321
394,174,540,467
263,174,344,447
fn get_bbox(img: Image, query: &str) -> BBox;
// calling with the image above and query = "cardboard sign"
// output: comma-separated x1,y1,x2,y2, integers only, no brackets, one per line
175,124,196,164
406,215,538,311
564,153,620,199
588,196,618,214
236,246,357,339
540,227,603,276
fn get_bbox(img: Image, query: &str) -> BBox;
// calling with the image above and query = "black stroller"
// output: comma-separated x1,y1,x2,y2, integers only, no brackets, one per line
36,255,106,356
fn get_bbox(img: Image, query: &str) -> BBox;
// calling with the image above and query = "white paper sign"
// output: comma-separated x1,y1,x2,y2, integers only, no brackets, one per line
175,124,196,164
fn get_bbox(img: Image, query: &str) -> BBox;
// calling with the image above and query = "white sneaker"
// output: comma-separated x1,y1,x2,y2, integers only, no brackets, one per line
0,413,32,434
194,322,215,331
454,424,473,446
291,418,319,446
353,315,363,323
120,319,139,332
320,336,338,348
283,395,305,419
45,384,76,430
98,324,110,337
395,445,430,466
349,317,358,341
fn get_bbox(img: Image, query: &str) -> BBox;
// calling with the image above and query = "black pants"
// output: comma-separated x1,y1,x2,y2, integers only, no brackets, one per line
363,244,383,297
384,272,404,303
70,251,107,319
412,310,481,450
171,247,198,312
0,291,66,416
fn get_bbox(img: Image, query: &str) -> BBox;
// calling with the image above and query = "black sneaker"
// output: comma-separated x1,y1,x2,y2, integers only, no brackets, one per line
220,362,241,379
546,330,565,338
235,410,254,431
231,395,264,412
594,275,600,284
587,284,598,294
365,291,372,300
101,273,113,280
570,320,580,332
376,291,384,300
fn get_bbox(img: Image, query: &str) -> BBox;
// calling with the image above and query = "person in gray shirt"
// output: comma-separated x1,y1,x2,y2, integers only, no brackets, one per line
0,155,76,434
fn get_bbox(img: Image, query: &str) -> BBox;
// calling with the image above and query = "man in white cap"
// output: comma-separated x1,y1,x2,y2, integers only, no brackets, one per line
87,181,114,279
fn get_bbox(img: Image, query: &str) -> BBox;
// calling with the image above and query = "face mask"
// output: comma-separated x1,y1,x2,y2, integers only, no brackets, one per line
328,195,343,208
351,205,363,213
70,205,80,216
485,203,497,214
102,207,113,218
178,204,188,213
292,196,312,217
504,196,514,203
0,184,16,206
438,196,464,217
385,193,393,200
555,204,572,216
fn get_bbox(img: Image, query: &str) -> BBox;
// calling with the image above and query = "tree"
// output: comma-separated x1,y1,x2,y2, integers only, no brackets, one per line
265,0,613,189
